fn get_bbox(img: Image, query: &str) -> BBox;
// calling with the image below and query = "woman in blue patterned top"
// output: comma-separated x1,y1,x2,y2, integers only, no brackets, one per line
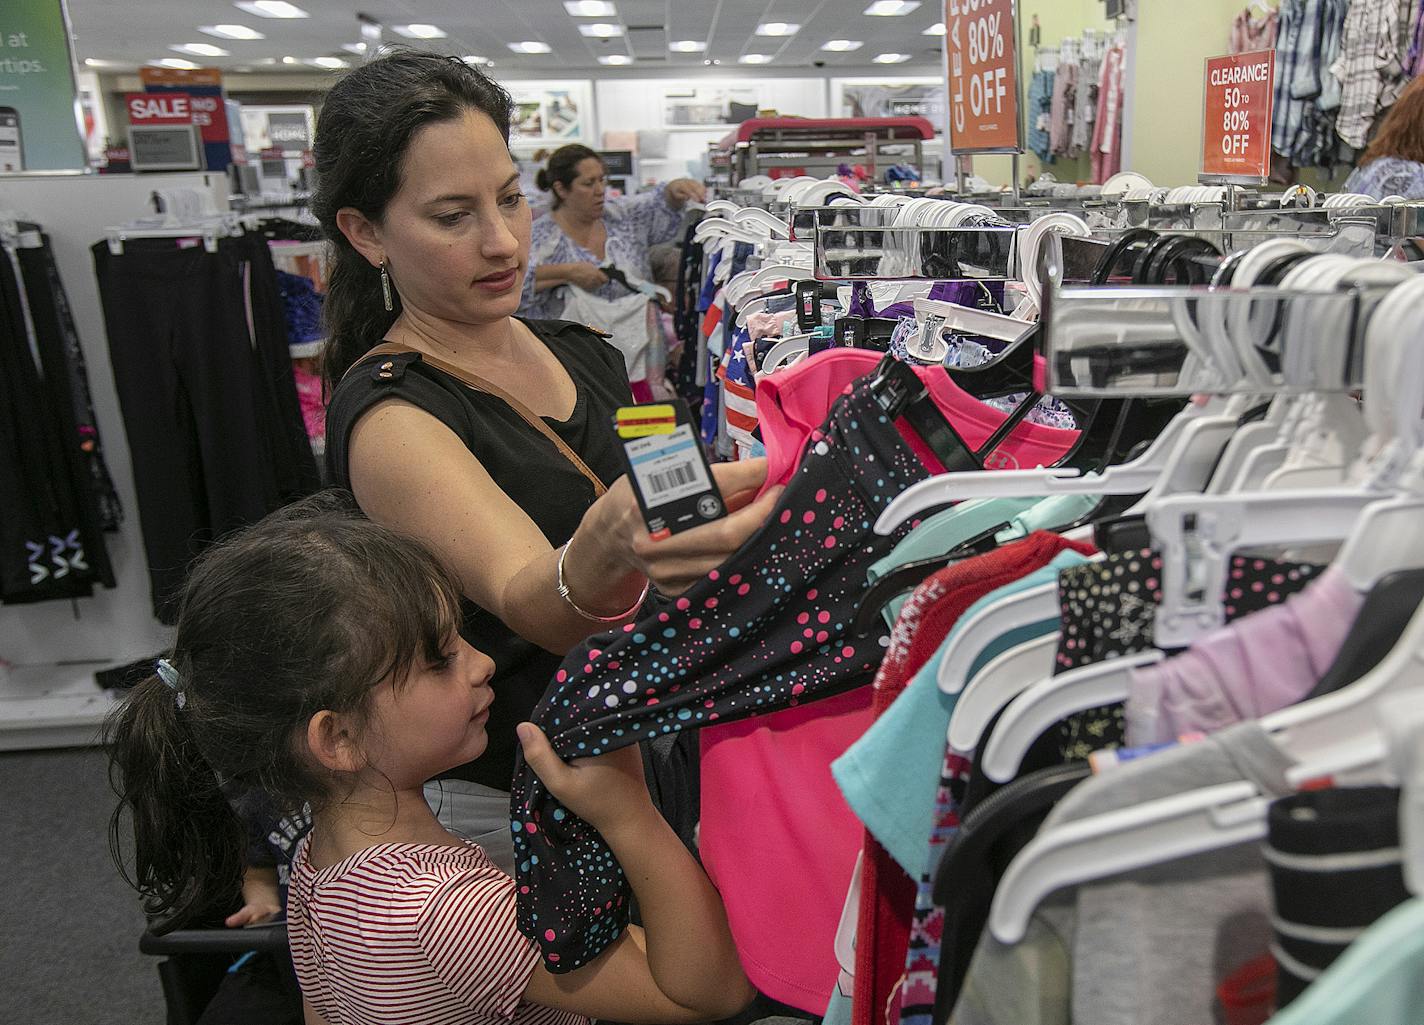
1342,76,1424,201
519,144,704,320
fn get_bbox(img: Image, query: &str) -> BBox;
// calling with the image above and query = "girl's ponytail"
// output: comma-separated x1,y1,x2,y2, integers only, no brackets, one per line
108,670,244,930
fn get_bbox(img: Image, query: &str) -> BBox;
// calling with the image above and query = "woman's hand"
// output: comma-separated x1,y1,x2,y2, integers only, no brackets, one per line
566,262,610,291
518,723,653,834
568,458,784,599
664,179,707,209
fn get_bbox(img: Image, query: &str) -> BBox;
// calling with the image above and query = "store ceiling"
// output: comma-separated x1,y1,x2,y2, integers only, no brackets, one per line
67,0,949,75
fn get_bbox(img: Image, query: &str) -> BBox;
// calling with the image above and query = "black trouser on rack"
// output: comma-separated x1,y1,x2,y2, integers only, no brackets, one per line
93,234,319,621
0,244,107,602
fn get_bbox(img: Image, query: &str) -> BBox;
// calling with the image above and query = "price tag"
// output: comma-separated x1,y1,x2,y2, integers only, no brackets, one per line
1201,51,1275,182
944,0,1022,154
614,403,725,540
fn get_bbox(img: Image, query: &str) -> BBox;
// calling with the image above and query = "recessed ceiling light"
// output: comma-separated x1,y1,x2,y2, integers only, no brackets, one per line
739,54,772,64
83,57,127,67
864,1,921,15
669,40,707,52
923,22,946,34
341,42,369,55
821,39,864,51
172,43,230,57
598,54,632,65
872,52,912,63
563,0,616,14
508,41,552,53
281,55,298,64
756,22,800,36
578,23,623,37
393,24,447,39
233,1,309,19
153,58,200,69
463,55,492,64
199,24,265,40
311,56,348,68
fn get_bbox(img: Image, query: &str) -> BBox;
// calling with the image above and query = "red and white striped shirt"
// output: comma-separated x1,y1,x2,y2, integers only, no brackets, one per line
288,836,588,1025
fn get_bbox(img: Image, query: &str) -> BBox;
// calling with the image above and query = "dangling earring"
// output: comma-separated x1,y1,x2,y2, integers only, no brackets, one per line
379,260,394,312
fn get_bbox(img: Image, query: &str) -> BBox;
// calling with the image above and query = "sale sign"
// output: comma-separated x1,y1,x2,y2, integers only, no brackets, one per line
1202,51,1274,181
944,0,1022,153
126,92,193,126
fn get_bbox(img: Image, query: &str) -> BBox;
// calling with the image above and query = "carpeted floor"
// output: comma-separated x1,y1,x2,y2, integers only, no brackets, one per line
0,746,162,1025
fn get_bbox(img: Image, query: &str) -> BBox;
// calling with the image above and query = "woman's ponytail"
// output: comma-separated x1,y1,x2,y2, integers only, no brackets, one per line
108,671,245,931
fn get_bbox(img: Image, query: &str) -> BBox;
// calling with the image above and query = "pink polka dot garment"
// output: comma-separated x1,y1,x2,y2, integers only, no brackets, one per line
510,379,933,971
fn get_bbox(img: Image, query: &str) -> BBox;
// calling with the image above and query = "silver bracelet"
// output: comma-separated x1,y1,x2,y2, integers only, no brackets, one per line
556,542,649,622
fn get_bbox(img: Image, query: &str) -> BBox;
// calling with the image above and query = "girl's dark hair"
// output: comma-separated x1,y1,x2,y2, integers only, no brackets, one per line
313,51,514,387
1361,75,1424,167
107,490,464,930
535,144,603,209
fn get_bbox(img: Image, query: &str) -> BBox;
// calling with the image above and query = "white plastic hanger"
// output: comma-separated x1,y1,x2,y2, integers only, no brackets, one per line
937,581,1061,692
875,399,1225,534
948,633,1062,755
988,780,1268,943
1147,489,1383,646
761,333,815,373
978,649,1165,783
734,207,793,239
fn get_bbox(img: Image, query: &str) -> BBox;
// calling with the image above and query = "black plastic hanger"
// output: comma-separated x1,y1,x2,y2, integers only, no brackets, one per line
1306,568,1424,698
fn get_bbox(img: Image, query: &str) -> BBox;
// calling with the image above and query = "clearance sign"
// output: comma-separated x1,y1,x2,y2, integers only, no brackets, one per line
944,0,1022,153
1202,51,1275,181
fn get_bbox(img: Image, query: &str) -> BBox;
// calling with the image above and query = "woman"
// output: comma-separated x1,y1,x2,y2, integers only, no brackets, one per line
1343,75,1424,200
519,144,704,321
316,53,779,872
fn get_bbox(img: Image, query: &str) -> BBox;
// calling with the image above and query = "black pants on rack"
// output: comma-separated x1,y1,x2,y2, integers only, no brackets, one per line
0,244,109,602
93,233,318,621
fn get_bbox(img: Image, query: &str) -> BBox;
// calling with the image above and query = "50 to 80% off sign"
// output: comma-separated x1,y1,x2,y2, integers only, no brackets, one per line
946,0,1019,152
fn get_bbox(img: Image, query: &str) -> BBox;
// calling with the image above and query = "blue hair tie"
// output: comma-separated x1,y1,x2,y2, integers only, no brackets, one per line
156,659,186,709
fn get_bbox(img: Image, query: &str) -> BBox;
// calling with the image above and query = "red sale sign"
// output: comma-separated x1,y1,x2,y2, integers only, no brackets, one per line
126,93,193,126
944,0,1022,153
1202,51,1275,180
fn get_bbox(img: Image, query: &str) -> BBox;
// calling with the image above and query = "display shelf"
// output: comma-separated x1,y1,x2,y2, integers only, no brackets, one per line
0,662,119,751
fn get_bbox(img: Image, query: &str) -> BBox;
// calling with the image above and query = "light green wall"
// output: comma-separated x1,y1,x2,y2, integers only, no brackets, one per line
1126,0,1243,185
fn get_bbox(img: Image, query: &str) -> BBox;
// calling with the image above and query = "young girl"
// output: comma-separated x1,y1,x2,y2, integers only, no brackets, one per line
108,493,754,1025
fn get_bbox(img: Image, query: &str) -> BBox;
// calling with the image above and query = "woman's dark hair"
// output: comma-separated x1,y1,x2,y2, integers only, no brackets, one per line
535,144,603,209
107,490,464,930
313,51,514,387
1361,75,1424,167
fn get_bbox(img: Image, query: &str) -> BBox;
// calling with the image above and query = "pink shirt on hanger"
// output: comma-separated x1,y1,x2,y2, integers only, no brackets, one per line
699,348,1080,1012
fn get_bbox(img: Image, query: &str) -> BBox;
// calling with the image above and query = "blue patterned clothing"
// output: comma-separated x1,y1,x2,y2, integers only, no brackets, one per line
519,184,683,320
1343,155,1424,198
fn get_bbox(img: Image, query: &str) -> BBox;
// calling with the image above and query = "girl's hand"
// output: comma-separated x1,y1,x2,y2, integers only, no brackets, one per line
665,179,707,209
225,866,282,928
518,723,653,834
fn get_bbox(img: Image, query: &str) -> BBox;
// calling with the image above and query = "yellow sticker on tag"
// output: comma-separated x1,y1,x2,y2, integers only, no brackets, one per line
615,404,678,439
617,423,679,439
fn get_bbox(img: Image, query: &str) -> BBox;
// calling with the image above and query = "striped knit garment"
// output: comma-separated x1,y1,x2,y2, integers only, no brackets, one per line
289,836,588,1025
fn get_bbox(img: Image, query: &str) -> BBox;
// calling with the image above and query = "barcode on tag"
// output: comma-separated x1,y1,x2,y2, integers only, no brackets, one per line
626,424,713,509
648,463,698,495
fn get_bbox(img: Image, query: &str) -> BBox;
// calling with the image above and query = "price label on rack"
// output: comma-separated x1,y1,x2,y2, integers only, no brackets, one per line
944,0,1022,153
1201,50,1275,182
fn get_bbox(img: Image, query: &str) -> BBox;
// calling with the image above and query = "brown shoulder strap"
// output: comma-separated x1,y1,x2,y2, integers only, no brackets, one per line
347,342,608,497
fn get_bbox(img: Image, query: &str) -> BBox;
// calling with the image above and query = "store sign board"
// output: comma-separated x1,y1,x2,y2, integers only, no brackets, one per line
140,65,231,173
944,0,1022,154
0,0,88,171
1201,50,1274,182
126,92,192,126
